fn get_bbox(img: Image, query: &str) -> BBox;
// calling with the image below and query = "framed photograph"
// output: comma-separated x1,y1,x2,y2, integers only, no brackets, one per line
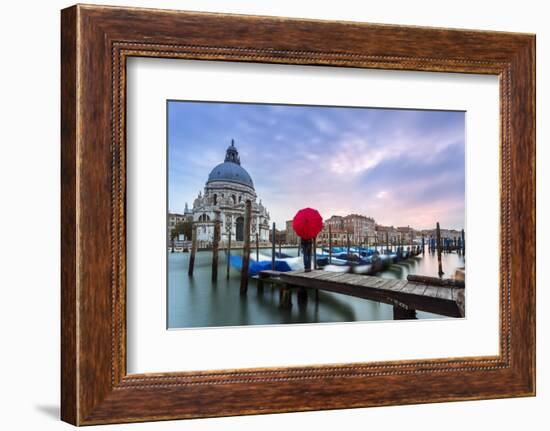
61,4,535,425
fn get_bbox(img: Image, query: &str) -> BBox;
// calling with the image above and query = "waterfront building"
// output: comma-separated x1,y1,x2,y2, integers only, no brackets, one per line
167,209,193,241
419,228,464,247
396,225,417,243
321,214,376,245
375,224,399,245
270,229,287,245
285,220,299,245
318,226,351,246
343,214,376,243
324,215,344,231
168,212,186,232
188,140,271,244
321,216,349,246
419,228,433,239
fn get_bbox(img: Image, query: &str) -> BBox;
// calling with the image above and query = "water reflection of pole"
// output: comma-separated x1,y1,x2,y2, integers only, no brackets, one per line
226,229,231,279
422,234,425,254
436,221,444,278
188,223,197,276
240,200,252,294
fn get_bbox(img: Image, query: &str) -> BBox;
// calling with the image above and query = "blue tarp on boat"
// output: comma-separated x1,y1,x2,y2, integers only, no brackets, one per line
229,255,293,276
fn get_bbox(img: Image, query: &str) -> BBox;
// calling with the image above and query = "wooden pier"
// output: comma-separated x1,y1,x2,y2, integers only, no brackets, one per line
258,269,464,318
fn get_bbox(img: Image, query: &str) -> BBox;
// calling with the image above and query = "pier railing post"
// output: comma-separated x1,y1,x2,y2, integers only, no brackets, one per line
212,221,220,282
240,200,252,294
188,223,197,276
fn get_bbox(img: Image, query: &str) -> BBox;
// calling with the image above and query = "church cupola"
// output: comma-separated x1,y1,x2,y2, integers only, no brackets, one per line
207,139,254,188
224,139,241,165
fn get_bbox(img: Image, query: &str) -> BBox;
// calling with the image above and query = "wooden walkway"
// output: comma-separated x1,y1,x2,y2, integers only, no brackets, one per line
259,269,464,318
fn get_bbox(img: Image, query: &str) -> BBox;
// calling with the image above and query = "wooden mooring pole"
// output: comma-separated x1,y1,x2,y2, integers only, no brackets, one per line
271,222,276,270
436,221,444,278
226,230,231,279
240,200,252,294
188,223,197,276
255,232,259,262
328,225,332,264
211,221,220,282
461,228,465,256
313,236,317,270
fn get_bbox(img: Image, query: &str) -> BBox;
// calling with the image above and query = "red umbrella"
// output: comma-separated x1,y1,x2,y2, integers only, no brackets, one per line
292,208,323,240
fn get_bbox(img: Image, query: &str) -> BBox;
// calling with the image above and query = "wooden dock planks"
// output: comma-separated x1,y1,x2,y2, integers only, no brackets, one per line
276,269,463,318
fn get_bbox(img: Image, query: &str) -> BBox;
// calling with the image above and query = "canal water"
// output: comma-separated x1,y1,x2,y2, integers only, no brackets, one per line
168,248,465,329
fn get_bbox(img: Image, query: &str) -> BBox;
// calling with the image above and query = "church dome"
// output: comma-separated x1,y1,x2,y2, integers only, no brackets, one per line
207,140,254,188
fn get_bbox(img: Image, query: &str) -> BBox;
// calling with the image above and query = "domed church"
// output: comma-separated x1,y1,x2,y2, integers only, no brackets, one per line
190,140,271,243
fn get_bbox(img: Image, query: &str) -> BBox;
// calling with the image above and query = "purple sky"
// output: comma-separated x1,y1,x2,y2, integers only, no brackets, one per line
168,101,465,231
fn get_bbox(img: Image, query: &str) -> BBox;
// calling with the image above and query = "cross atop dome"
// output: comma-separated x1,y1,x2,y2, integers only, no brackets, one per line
224,139,241,165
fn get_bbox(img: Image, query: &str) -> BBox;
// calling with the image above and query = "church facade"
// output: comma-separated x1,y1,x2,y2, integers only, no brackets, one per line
188,140,271,244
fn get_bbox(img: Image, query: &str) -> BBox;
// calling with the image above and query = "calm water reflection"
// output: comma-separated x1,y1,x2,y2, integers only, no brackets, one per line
168,248,465,329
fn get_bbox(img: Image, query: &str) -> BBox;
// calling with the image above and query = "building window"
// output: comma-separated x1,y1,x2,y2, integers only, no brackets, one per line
236,216,244,241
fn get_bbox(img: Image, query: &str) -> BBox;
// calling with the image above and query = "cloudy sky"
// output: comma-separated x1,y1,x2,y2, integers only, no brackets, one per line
168,101,465,231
